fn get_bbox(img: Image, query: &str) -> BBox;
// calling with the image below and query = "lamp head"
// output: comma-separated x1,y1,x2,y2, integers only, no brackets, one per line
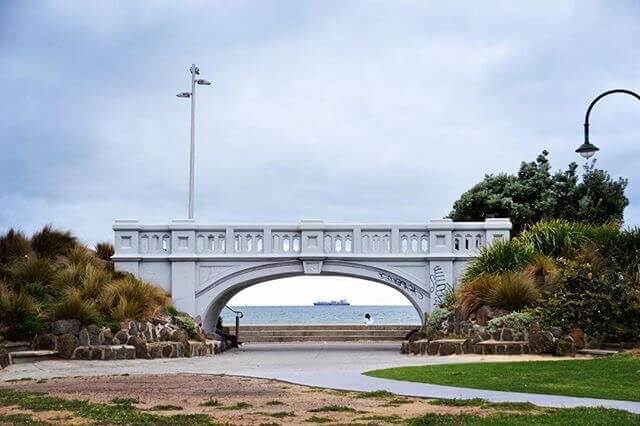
176,92,191,98
196,79,211,85
575,141,599,159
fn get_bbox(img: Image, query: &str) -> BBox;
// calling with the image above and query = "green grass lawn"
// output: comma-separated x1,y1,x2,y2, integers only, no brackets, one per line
365,353,640,402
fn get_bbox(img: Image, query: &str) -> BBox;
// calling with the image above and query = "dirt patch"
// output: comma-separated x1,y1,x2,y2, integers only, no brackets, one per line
0,405,89,425
1,374,497,425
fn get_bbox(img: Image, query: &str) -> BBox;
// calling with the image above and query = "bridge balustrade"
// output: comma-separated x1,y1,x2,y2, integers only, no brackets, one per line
113,218,510,259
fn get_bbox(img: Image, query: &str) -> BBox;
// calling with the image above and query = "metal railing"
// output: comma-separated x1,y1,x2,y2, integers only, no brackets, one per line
225,305,244,343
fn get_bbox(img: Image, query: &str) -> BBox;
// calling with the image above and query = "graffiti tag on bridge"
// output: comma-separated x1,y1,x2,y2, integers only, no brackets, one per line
429,265,453,306
378,272,425,299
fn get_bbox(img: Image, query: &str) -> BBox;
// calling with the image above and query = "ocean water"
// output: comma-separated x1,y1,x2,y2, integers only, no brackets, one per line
220,305,420,325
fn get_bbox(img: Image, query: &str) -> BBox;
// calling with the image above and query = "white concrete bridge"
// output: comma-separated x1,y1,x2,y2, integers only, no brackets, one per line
112,218,511,332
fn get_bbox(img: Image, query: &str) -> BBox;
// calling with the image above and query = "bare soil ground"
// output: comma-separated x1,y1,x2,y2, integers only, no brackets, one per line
1,373,499,425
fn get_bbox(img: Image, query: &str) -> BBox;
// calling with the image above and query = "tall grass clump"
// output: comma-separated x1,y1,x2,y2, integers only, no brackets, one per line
48,287,102,325
0,229,30,265
101,276,170,321
95,242,115,262
8,256,57,289
0,282,43,338
486,272,540,311
463,240,536,281
457,274,497,316
31,225,77,259
55,263,111,299
520,219,591,257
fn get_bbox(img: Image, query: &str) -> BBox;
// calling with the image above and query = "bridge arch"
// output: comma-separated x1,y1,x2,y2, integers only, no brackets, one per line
196,260,429,332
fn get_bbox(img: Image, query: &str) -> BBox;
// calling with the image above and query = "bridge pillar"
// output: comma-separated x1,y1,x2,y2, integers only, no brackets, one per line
169,220,197,316
428,219,455,311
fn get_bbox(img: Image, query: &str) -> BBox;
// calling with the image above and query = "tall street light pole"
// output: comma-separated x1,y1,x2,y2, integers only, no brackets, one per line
177,64,211,219
576,89,640,159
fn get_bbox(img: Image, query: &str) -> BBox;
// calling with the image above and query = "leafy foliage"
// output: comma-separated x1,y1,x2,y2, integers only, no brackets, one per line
536,261,640,341
487,312,534,339
31,225,77,259
425,308,449,339
449,151,628,234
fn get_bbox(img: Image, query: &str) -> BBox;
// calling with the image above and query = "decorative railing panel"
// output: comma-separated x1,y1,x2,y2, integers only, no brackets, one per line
113,219,511,258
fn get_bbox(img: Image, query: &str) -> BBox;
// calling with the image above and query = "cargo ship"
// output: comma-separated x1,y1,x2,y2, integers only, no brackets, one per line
313,299,350,306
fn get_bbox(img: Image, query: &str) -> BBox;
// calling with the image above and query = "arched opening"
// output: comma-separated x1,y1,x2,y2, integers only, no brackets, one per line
219,276,422,326
197,260,429,334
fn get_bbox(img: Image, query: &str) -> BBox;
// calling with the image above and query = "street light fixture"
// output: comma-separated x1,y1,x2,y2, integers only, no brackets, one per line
577,89,640,159
176,64,212,219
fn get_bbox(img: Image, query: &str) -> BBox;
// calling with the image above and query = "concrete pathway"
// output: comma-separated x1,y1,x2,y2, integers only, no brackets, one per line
2,342,639,414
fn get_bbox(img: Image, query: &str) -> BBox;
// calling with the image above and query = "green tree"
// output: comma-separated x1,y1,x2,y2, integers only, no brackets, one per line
449,151,628,234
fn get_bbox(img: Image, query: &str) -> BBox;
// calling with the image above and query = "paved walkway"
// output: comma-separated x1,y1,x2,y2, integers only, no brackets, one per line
2,342,639,414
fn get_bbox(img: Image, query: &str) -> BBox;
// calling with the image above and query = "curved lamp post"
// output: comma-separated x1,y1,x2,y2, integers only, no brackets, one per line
576,89,640,159
177,64,212,219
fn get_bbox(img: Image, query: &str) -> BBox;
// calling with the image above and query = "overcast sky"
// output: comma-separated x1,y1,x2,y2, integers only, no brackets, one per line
2,1,639,306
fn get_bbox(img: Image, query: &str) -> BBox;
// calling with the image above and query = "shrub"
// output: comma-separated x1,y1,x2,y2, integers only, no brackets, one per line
425,308,449,339
0,229,30,266
15,315,45,337
457,274,496,316
8,256,56,289
536,262,640,341
486,272,540,311
31,225,77,259
487,312,534,339
48,287,102,325
165,305,179,317
439,287,457,309
177,315,198,337
95,242,115,262
101,276,169,321
0,283,41,339
520,219,591,257
605,227,640,274
463,240,536,280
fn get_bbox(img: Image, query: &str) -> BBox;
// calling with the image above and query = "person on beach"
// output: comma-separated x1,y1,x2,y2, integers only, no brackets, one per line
364,313,374,325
